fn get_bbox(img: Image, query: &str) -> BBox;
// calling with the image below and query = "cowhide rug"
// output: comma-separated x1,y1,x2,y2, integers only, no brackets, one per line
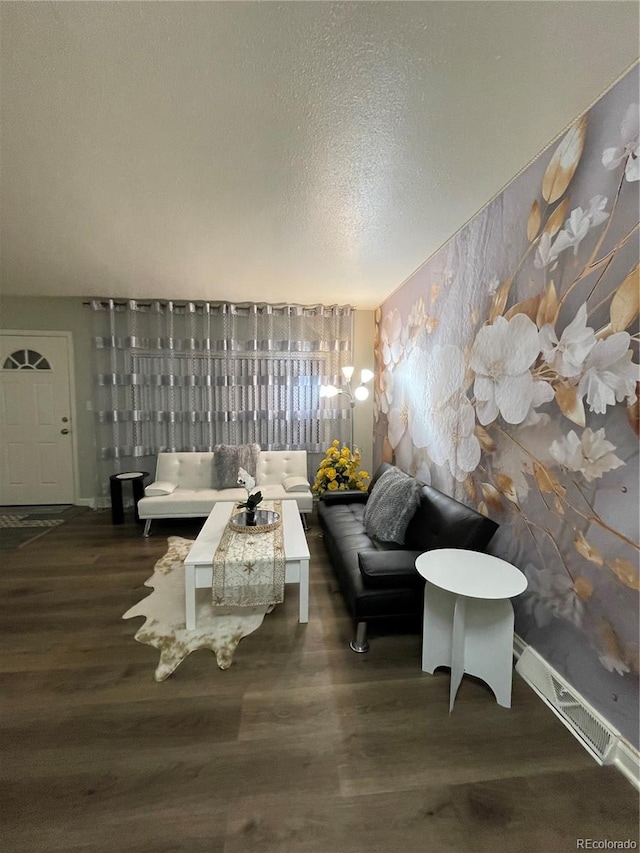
123,536,269,681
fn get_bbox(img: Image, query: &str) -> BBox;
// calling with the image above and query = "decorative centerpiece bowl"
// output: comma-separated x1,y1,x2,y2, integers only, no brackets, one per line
231,466,281,533
229,509,281,534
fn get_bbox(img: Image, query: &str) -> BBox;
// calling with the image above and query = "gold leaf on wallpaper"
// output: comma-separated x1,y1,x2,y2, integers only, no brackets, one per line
542,198,570,238
430,283,441,303
597,619,625,661
608,558,640,591
594,322,613,340
553,496,565,516
477,501,489,518
627,389,639,437
489,277,512,322
480,482,503,512
527,199,541,241
504,294,541,323
375,307,382,324
464,476,477,502
536,280,560,328
382,436,394,465
462,350,475,392
533,462,566,497
574,531,604,566
495,473,519,503
541,116,587,204
609,264,639,333
573,576,594,601
625,645,640,676
474,424,496,453
425,316,440,334
555,380,586,427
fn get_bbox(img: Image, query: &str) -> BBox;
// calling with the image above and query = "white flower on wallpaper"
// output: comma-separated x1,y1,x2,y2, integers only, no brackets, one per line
470,314,549,426
534,197,609,267
387,348,416,450
402,344,482,481
534,232,559,269
406,297,428,341
599,653,631,676
521,564,584,629
373,76,640,686
540,304,596,379
375,307,406,421
602,102,639,182
377,367,394,416
491,418,563,500
549,428,624,483
431,392,481,481
380,309,403,369
552,198,610,257
577,332,638,414
487,275,500,295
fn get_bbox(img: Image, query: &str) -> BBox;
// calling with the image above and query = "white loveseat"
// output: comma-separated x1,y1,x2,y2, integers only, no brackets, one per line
138,450,312,536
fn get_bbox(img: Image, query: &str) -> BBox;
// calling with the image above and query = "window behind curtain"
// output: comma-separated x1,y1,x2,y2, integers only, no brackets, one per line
90,299,353,501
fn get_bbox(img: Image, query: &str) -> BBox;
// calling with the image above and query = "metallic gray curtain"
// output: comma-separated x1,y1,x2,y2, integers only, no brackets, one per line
90,299,353,500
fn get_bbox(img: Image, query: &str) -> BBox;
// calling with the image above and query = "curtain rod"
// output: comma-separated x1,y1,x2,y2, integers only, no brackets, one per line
83,298,355,311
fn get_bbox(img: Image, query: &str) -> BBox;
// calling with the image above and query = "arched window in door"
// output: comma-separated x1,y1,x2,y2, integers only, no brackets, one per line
2,349,51,370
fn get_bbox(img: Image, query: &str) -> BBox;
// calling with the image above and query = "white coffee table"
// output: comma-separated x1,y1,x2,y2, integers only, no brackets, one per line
415,548,528,711
184,500,310,630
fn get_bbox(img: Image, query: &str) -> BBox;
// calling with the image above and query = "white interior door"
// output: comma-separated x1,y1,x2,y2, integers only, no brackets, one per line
0,334,75,505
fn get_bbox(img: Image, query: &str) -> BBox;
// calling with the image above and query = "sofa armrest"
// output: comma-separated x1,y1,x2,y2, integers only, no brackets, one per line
145,480,178,497
358,550,425,590
319,490,368,506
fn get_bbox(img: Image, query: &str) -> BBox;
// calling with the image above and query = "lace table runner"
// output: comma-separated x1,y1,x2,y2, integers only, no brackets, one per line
212,500,285,607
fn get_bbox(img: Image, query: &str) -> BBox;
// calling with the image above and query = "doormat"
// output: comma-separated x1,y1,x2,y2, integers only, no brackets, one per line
0,505,82,549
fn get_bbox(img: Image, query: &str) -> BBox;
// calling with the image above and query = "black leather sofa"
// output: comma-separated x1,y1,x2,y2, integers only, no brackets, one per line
317,462,499,652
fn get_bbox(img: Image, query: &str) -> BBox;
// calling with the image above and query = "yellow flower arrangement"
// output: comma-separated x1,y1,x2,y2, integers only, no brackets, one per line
312,439,369,495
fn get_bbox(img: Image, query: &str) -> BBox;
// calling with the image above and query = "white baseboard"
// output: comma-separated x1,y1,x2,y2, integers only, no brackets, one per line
514,641,639,791
76,497,111,509
611,738,640,790
513,633,527,659
76,498,96,508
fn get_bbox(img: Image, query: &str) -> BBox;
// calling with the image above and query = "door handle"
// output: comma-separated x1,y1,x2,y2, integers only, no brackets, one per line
61,428,69,435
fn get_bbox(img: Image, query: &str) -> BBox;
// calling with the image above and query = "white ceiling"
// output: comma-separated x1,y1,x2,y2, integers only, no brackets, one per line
1,2,638,310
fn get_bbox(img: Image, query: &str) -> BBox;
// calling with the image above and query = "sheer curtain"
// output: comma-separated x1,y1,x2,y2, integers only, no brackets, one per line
90,300,353,500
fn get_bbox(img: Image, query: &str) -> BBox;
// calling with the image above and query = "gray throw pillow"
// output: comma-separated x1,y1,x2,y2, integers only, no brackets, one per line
363,467,423,544
213,443,260,489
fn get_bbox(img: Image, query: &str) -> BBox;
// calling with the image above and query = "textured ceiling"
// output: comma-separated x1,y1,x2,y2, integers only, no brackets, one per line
1,2,638,310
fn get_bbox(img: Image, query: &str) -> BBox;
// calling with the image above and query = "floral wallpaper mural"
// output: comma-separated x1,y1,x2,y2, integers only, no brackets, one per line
373,65,639,747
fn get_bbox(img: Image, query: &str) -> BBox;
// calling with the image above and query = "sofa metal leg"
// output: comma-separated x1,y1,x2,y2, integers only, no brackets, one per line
143,519,152,538
350,621,369,653
300,512,309,532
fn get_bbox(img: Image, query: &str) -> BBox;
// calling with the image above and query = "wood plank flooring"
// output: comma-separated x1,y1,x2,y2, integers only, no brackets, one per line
1,508,638,853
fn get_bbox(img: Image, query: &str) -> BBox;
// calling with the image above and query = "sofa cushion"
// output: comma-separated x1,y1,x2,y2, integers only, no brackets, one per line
213,444,260,489
362,467,423,544
145,480,177,497
403,484,499,553
283,475,311,493
358,551,425,589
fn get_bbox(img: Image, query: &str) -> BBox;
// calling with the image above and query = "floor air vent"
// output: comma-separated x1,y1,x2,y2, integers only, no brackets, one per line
515,646,628,768
545,673,613,760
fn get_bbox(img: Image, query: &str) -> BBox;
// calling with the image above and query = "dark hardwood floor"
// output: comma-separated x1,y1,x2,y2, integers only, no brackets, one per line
1,508,638,853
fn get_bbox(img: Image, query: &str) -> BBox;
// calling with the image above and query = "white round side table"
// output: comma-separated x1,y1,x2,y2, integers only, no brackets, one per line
415,548,528,711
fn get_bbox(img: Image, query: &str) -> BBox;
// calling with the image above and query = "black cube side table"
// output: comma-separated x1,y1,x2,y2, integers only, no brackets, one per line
110,471,149,525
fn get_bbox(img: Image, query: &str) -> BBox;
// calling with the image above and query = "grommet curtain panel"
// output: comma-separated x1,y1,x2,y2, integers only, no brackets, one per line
90,299,353,500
